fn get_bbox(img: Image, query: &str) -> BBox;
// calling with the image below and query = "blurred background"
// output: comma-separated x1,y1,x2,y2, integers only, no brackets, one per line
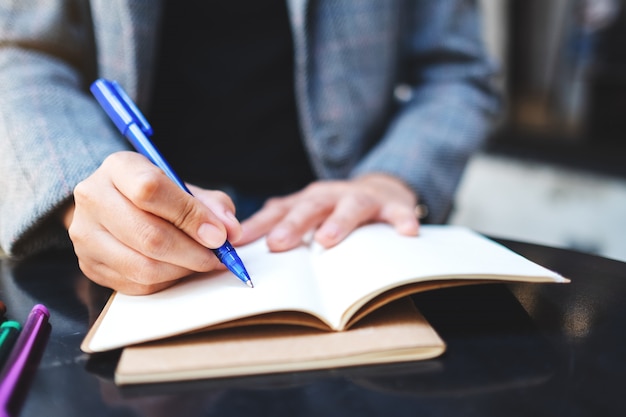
449,0,626,261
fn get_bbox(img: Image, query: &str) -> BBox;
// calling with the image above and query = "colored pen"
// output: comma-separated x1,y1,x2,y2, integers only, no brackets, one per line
90,78,253,288
0,304,50,417
0,321,21,370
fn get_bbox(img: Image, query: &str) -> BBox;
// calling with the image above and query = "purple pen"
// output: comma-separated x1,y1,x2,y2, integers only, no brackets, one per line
0,304,50,417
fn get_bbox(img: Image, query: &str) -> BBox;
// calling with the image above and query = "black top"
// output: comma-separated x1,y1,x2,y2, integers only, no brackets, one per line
149,0,314,195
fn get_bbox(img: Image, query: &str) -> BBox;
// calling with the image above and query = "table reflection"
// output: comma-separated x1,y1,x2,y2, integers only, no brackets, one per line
1,243,625,417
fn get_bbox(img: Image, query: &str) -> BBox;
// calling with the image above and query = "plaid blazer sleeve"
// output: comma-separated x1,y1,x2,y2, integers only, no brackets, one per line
0,0,128,256
294,0,502,223
354,0,502,222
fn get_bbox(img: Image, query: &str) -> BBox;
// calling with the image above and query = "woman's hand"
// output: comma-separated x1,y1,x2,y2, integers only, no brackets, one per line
64,151,242,295
238,173,420,251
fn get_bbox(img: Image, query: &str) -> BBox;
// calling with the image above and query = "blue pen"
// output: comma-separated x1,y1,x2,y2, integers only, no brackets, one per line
90,78,253,288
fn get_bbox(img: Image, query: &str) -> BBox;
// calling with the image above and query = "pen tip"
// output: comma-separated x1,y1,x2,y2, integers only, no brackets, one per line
246,280,254,288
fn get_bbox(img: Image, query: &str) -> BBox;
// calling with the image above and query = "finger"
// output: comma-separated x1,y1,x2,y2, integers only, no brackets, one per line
238,196,292,246
71,226,191,295
74,169,220,273
103,207,221,272
105,153,228,249
190,187,242,242
378,203,420,236
314,193,379,248
79,256,178,295
265,196,334,252
352,173,420,236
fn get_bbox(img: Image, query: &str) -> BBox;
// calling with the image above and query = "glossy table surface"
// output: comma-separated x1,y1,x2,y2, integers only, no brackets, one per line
1,238,625,417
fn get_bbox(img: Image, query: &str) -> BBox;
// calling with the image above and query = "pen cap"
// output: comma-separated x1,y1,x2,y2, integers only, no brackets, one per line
0,321,20,332
0,305,50,417
0,321,21,366
90,79,153,137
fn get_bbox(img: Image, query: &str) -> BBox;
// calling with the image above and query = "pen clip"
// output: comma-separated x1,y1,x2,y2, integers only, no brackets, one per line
90,79,153,137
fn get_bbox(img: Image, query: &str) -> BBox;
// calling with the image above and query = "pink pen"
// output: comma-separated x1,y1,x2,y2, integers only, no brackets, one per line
0,304,50,417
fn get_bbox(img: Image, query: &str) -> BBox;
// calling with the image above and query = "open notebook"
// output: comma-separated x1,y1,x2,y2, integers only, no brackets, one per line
81,225,568,384
115,297,445,384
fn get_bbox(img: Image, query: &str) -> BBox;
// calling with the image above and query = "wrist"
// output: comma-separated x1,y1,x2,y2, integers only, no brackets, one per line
355,172,418,204
356,172,429,221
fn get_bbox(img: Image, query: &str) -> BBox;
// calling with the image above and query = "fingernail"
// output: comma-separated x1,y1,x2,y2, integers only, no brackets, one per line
399,220,419,236
198,223,224,248
269,227,290,244
319,223,341,241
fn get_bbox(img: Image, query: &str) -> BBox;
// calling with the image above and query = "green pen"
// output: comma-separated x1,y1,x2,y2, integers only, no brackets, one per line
0,321,21,369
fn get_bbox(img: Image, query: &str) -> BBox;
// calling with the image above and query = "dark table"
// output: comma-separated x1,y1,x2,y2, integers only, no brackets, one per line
1,238,625,417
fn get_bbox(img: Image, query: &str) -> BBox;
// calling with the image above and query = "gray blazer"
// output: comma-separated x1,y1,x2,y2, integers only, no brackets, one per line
0,0,500,257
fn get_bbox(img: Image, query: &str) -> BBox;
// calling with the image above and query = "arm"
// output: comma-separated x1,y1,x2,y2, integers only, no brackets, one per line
0,1,127,256
351,0,502,223
0,3,238,294
240,0,501,249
